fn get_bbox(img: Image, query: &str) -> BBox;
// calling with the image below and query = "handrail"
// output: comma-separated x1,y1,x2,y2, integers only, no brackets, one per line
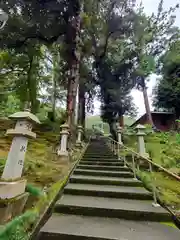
108,137,180,181
105,136,180,209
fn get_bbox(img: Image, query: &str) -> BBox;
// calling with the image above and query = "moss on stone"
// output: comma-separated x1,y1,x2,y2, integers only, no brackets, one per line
160,222,177,229
137,170,180,210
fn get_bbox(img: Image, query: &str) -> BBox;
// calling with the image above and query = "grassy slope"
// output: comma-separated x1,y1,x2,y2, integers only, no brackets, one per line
124,132,180,209
0,120,69,188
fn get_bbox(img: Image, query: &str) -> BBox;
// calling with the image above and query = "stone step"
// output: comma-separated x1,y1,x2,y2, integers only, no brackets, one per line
77,164,128,171
82,158,119,162
86,145,107,147
83,156,116,160
80,161,124,166
38,141,179,240
85,150,115,153
70,175,143,187
39,214,180,240
55,195,171,222
73,169,133,178
64,183,152,200
85,149,112,151
84,153,114,155
85,146,108,149
84,156,114,158
86,148,112,155
84,152,113,155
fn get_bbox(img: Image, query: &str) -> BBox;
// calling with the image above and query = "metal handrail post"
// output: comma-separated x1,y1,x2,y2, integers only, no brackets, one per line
149,161,160,207
118,143,120,160
132,154,137,180
113,141,116,155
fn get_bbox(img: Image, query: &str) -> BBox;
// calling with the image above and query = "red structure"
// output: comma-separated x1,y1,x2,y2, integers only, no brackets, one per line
131,112,176,131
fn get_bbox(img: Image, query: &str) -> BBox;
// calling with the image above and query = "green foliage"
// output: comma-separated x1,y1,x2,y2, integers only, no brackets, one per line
153,40,180,117
159,132,170,144
0,95,21,117
137,171,180,209
0,43,67,118
134,1,179,80
137,54,156,77
125,130,180,173
176,133,180,144
143,124,154,134
26,184,43,197
0,44,46,113
0,211,38,240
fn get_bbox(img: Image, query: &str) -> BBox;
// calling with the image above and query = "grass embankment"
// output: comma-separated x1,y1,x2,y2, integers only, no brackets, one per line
124,132,180,210
125,132,180,172
0,119,70,188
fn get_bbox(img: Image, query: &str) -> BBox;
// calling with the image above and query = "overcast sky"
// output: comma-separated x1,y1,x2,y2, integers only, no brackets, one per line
93,0,180,118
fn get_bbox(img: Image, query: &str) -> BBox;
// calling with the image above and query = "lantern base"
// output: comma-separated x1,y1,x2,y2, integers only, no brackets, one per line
0,179,27,199
75,141,83,148
57,150,69,157
139,153,149,158
0,192,29,224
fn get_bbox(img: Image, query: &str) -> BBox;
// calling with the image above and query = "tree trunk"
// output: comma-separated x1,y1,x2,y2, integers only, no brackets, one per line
27,56,38,114
143,86,153,126
51,68,56,122
66,10,81,139
119,115,124,128
109,121,117,141
78,82,86,128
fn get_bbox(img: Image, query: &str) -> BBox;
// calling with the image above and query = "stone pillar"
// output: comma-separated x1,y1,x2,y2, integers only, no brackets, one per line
76,126,83,148
2,111,40,181
117,126,122,144
58,124,69,158
0,110,40,223
135,124,148,157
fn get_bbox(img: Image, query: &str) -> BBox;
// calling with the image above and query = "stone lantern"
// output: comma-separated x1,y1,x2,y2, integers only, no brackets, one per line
0,110,40,223
117,126,123,144
76,125,83,148
135,124,148,157
58,124,69,158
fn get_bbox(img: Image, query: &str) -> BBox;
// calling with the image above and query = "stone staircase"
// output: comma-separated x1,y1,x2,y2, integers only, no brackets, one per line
38,139,179,240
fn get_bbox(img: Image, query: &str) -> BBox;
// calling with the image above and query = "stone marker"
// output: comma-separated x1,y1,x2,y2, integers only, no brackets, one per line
117,126,122,144
0,110,40,223
76,125,83,148
2,111,40,181
58,124,69,157
135,124,148,157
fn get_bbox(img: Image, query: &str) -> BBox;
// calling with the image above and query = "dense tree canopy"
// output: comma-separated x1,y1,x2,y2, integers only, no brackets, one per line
153,40,180,118
0,0,179,138
0,0,80,47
